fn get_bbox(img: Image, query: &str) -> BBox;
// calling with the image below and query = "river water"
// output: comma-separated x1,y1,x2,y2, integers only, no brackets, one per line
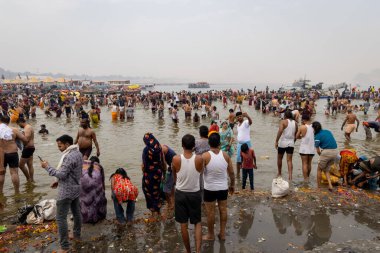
1,87,379,252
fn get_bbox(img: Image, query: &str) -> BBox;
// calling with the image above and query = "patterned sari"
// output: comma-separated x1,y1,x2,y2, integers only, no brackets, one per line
220,127,234,157
142,133,163,213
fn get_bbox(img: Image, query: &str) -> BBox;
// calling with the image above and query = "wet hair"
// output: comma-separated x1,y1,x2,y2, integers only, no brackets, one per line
208,133,220,148
56,134,73,145
229,109,234,113
16,117,26,124
236,111,242,117
284,110,293,119
0,115,10,124
199,125,209,138
301,114,310,121
109,167,130,180
182,134,195,150
312,121,322,134
241,143,249,153
88,156,100,178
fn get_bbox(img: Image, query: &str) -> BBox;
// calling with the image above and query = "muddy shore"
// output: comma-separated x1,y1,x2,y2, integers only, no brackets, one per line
1,186,380,253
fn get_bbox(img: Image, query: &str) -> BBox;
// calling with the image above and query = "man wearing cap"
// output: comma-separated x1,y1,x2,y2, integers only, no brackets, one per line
235,112,252,177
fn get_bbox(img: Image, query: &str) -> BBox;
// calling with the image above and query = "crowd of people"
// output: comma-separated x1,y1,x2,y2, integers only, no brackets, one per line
0,84,379,252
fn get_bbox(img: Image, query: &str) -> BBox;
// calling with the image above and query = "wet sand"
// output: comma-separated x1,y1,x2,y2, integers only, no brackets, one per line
1,187,380,252
0,98,380,252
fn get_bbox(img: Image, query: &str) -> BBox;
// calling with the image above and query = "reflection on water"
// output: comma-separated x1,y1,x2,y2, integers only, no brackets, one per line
303,210,332,250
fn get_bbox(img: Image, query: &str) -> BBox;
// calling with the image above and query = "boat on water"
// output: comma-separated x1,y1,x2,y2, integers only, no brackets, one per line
141,84,155,90
188,82,210,89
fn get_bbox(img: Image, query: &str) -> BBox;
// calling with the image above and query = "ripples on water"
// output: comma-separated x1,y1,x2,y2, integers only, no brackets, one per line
1,99,379,223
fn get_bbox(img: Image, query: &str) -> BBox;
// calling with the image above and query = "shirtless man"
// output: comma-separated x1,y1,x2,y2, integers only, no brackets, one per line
74,100,82,117
183,101,192,120
331,97,339,116
75,119,100,160
226,109,235,130
171,105,179,124
341,109,360,141
17,118,35,182
0,116,27,193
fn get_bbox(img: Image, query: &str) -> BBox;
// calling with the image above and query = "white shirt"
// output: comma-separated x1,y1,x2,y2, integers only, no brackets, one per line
237,120,251,143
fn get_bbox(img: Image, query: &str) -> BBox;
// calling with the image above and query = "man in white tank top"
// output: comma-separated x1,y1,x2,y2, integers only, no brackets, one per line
202,133,234,241
172,134,203,253
275,110,298,181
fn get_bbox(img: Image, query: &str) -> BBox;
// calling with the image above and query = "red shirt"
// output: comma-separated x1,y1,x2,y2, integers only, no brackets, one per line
241,148,256,169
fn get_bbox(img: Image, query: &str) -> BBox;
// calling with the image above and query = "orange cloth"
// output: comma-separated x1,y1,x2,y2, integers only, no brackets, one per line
339,149,358,176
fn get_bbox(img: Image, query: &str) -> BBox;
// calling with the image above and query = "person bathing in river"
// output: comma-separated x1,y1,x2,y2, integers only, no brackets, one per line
0,115,28,194
38,124,49,135
74,118,100,160
17,118,36,182
341,109,359,141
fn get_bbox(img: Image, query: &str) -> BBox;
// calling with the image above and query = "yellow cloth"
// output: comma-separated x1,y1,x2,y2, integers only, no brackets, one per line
91,114,99,124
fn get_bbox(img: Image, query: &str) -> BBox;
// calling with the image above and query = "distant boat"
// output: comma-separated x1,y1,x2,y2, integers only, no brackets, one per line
292,78,311,89
188,82,210,88
141,84,155,90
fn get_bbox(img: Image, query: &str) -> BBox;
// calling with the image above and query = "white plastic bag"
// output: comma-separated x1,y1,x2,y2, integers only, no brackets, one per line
271,177,289,198
26,199,57,224
26,205,44,224
38,199,57,221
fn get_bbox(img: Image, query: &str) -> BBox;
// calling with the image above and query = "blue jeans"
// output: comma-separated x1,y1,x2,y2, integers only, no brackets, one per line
112,193,135,223
242,169,254,190
56,198,82,250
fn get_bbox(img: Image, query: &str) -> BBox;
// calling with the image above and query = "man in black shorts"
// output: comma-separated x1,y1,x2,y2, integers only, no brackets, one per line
202,133,235,241
172,134,203,253
275,110,297,181
17,118,36,182
0,115,27,194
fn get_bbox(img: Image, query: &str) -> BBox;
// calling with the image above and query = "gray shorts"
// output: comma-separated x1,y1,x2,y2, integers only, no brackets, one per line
319,149,338,171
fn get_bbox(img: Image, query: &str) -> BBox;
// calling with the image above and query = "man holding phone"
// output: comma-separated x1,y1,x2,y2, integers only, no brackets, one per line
40,134,83,253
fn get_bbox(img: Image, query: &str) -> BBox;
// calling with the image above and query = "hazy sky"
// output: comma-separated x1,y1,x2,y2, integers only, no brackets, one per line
1,0,379,84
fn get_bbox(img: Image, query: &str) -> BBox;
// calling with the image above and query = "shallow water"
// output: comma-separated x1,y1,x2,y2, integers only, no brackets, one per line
1,96,380,251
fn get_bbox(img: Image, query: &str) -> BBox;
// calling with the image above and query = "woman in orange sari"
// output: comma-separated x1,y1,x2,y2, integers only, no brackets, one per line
339,149,358,186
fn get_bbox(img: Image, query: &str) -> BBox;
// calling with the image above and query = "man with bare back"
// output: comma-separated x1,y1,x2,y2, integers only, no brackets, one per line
0,115,27,193
74,119,100,160
17,118,36,182
183,101,192,120
341,109,359,141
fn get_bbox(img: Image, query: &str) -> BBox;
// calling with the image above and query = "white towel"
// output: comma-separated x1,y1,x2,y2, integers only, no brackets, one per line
0,123,13,141
56,144,79,170
53,144,79,183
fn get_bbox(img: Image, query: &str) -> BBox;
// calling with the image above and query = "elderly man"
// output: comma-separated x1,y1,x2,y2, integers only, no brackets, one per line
40,135,83,253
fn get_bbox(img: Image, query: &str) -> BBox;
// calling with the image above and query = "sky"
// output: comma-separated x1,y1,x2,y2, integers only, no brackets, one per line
0,0,379,84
